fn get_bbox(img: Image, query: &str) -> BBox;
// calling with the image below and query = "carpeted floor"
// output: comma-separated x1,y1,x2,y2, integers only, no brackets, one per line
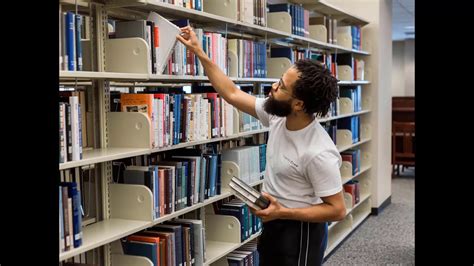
324,168,415,265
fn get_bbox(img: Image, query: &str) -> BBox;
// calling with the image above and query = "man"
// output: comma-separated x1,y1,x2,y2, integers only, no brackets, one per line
177,26,346,266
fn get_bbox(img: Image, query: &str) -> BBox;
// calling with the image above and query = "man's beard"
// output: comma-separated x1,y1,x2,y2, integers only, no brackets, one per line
263,96,293,117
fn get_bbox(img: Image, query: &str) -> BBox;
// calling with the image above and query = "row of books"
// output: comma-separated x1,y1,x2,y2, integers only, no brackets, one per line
203,0,266,27
111,87,266,148
321,116,361,146
214,199,263,242
160,19,227,76
158,0,203,11
115,148,222,217
228,39,267,78
268,3,309,37
122,218,205,266
309,16,340,45
344,179,360,207
227,239,259,266
340,85,363,113
60,12,89,71
111,17,268,78
336,54,365,81
59,96,83,163
339,116,361,144
341,148,362,176
104,18,364,80
222,144,267,184
318,85,364,121
338,25,363,50
59,182,83,252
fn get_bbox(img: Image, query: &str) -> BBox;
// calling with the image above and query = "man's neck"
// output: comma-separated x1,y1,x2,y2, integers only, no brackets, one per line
285,112,315,131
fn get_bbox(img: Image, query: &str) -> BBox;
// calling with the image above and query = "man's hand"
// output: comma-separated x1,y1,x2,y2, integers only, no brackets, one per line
176,26,203,55
250,192,287,223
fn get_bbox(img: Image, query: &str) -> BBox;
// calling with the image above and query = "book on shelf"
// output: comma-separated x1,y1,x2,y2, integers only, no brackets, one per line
121,239,159,265
149,224,184,266
147,11,181,74
139,230,175,266
59,182,83,250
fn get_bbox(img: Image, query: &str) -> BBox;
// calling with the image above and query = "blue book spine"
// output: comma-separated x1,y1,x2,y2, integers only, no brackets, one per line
352,117,357,143
290,4,295,35
153,166,159,218
261,42,265,78
75,15,83,71
122,241,158,265
59,186,64,251
209,155,217,196
173,94,179,145
296,5,301,36
61,182,82,247
357,116,360,142
351,26,356,49
176,166,182,210
66,12,76,71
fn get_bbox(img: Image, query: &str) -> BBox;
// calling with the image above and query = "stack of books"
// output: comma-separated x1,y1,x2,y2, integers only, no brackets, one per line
228,176,270,210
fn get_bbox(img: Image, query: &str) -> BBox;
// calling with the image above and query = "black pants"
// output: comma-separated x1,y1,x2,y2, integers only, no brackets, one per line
257,219,328,266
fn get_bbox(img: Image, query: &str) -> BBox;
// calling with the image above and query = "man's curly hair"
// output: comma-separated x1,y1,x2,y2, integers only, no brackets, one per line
292,59,339,117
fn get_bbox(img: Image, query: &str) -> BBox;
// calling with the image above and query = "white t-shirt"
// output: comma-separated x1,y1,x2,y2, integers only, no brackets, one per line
255,97,343,208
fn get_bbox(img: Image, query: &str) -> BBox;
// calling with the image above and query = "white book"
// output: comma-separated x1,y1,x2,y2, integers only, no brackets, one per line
185,96,192,142
69,96,81,161
200,97,207,140
191,95,197,141
157,99,164,148
147,12,181,74
69,12,77,71
165,94,170,146
230,176,270,210
229,182,261,210
59,103,67,163
196,29,204,76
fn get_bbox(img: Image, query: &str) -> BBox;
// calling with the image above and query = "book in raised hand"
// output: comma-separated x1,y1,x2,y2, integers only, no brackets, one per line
147,11,181,75
229,176,270,210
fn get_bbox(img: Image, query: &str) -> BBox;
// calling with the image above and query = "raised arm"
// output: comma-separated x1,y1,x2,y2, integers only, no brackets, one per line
176,26,257,118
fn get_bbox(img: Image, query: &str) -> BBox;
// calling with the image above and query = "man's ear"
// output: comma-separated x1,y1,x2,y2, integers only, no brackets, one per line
293,99,305,111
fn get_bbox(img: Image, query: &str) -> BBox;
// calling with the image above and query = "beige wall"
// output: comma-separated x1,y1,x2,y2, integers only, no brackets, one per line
404,39,415,96
392,41,405,96
325,0,393,209
392,39,415,96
